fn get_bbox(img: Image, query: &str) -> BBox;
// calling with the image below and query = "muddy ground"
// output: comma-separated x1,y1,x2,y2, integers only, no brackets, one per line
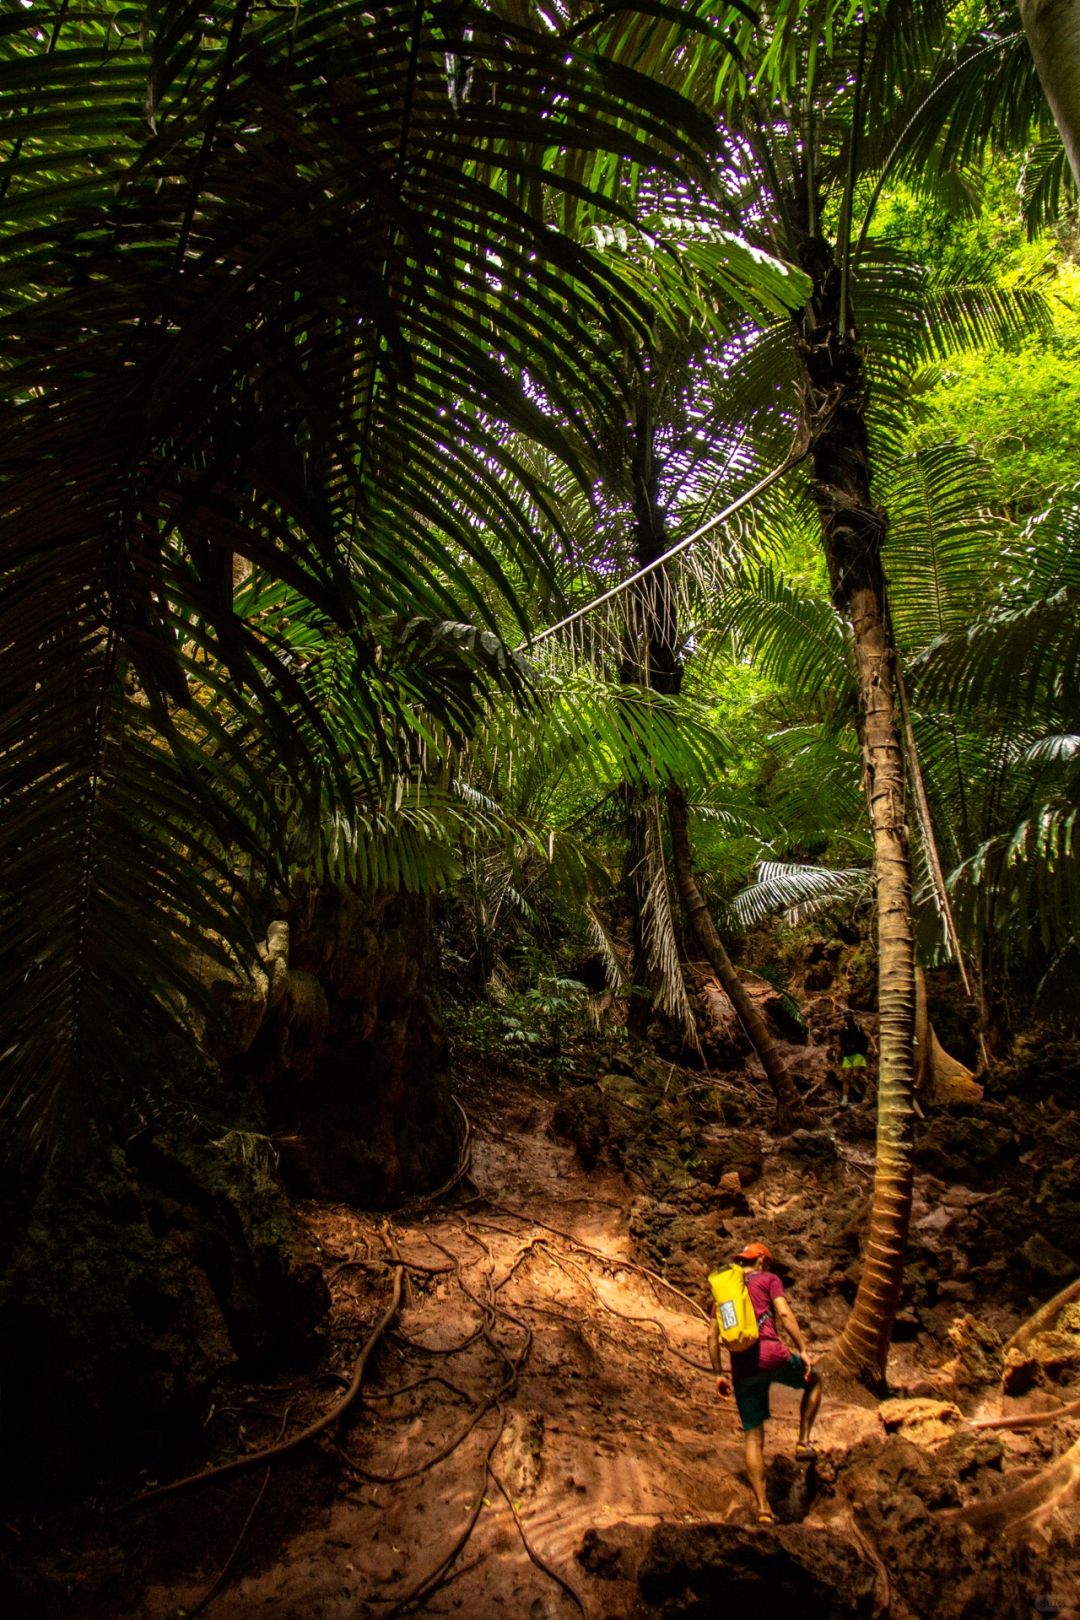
4,968,1080,1620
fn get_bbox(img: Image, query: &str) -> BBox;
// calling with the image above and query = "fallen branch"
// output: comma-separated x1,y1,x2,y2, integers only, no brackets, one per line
126,1241,404,1510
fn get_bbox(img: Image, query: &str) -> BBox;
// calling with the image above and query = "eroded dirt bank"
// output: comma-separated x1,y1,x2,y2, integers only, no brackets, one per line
5,1032,1080,1620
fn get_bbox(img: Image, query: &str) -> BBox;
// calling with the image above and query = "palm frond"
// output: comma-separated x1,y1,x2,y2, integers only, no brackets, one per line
883,442,1004,651
916,588,1080,721
638,797,699,1043
717,562,853,711
1,0,739,1147
729,860,871,931
585,904,629,992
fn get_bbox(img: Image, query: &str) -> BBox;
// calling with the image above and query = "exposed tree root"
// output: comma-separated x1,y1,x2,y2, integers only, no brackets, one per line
375,1416,506,1620
484,1200,708,1319
487,1460,588,1619
125,1240,404,1510
332,1254,453,1280
530,1238,710,1373
184,1467,271,1618
336,1385,507,1485
363,1374,473,1406
404,1095,474,1210
940,1435,1080,1533
338,1222,531,1488
356,1213,548,1616
1004,1275,1080,1357
970,1396,1080,1432
392,1321,486,1356
847,1509,892,1620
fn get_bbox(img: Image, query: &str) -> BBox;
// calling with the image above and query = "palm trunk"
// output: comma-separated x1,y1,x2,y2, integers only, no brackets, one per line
621,402,800,1106
620,401,684,1035
797,234,916,1388
668,784,800,1129
1020,0,1080,192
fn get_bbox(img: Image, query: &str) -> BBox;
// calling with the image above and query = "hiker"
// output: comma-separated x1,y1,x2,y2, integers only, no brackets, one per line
838,1010,869,1106
707,1240,822,1526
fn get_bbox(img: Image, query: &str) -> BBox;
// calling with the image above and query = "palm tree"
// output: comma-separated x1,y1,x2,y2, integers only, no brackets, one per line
554,216,811,1105
695,0,1055,1383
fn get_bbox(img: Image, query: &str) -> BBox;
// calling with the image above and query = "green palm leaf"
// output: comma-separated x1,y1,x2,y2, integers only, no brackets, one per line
1,0,749,1148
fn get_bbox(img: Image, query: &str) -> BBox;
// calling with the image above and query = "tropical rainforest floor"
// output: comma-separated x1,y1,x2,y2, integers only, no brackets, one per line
6,972,1080,1620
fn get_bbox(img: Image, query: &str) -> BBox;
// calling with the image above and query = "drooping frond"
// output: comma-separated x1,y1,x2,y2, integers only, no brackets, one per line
638,797,699,1043
585,905,629,993
912,480,1080,725
949,798,1080,958
1,0,746,1149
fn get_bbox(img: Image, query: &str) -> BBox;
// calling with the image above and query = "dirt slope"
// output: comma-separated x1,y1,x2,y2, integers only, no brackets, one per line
7,1052,1080,1620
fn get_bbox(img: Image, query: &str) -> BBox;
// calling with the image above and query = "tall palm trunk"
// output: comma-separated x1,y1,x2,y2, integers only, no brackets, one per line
667,784,799,1129
620,403,682,1034
797,234,916,1387
1020,0,1080,191
622,404,799,1114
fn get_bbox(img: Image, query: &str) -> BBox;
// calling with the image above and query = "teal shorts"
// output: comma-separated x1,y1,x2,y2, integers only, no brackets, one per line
733,1354,808,1431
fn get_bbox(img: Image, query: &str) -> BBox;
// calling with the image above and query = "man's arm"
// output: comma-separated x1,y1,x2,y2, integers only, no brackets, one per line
707,1317,731,1395
775,1295,813,1372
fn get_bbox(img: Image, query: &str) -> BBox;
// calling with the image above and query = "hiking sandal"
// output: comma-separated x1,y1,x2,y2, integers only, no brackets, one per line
756,1509,777,1526
795,1442,818,1462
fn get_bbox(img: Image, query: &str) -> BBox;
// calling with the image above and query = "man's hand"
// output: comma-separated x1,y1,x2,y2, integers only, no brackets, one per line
716,1375,732,1399
801,1354,814,1383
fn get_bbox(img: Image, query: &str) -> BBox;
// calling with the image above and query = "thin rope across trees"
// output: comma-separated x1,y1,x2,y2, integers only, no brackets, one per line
519,438,809,651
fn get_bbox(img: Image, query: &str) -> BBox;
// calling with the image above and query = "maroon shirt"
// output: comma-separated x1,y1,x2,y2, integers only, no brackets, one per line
729,1270,793,1381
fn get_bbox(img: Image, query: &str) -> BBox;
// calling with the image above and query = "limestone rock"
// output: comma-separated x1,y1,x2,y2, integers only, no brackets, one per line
493,1408,544,1499
913,1115,1014,1184
1003,1329,1080,1394
636,1522,875,1619
1018,1232,1075,1282
840,1434,958,1512
945,1314,1004,1385
576,1527,624,1580
878,1397,964,1448
698,1128,764,1187
782,1128,838,1162
763,993,808,1044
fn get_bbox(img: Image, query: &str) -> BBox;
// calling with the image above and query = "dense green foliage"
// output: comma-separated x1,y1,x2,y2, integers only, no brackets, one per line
3,0,1080,1160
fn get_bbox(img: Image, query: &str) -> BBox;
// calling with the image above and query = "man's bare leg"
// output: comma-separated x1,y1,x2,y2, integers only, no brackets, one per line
799,1371,822,1446
744,1424,768,1514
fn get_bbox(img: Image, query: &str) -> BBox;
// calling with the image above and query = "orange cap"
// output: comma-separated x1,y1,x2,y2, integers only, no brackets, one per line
736,1241,773,1262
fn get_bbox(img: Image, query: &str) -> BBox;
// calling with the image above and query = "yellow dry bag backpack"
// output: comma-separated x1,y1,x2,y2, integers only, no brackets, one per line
708,1264,760,1354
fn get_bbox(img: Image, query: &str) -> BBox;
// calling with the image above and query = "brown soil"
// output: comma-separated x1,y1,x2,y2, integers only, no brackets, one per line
5,1017,1080,1620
